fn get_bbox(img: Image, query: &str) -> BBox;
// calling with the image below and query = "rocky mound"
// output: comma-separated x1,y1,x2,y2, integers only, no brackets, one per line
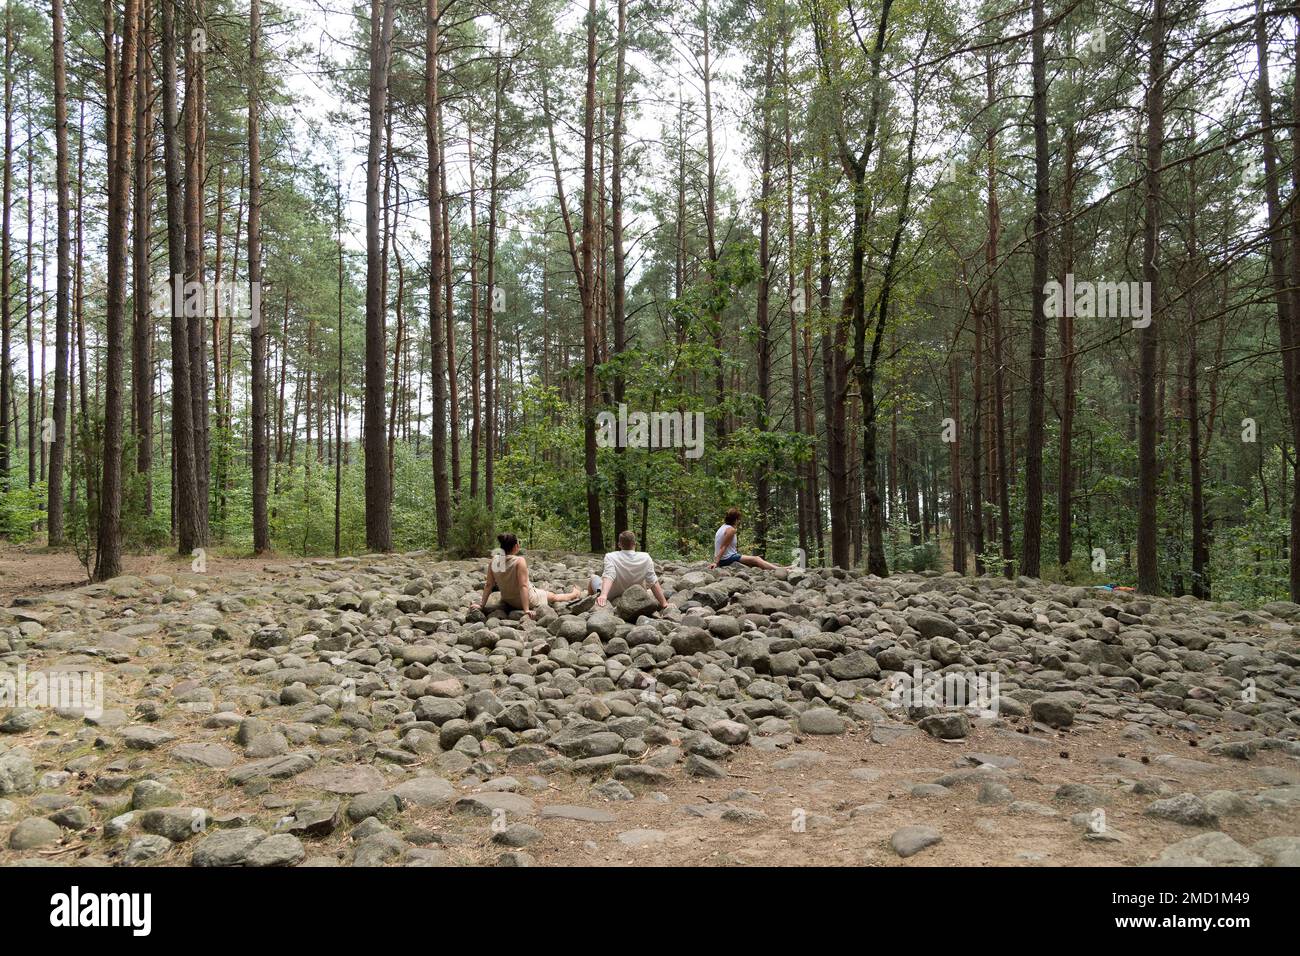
1,552,1297,866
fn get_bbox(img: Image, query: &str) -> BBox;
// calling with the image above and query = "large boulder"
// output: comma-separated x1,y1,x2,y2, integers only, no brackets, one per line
615,585,662,621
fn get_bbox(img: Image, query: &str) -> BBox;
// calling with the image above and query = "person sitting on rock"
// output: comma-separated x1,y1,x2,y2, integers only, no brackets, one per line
470,533,582,618
590,530,669,611
710,507,781,571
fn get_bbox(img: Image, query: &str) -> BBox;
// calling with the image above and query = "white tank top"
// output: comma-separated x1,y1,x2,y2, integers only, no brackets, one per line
714,524,739,560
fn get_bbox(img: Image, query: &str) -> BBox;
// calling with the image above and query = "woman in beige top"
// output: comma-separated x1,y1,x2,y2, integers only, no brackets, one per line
469,533,582,618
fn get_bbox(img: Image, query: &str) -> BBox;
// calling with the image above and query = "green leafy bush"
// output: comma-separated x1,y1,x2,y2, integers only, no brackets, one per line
0,480,44,542
448,498,494,559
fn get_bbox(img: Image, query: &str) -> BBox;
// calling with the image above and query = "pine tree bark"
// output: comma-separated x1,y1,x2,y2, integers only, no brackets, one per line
484,55,503,514
249,0,269,554
95,0,143,581
132,3,153,513
1257,1,1300,600
754,36,774,553
1022,0,1049,579
580,0,603,552
1135,0,1164,594
1187,121,1207,598
364,0,396,551
425,0,451,546
48,0,72,544
24,75,35,491
612,0,629,536
0,10,12,491
184,0,210,539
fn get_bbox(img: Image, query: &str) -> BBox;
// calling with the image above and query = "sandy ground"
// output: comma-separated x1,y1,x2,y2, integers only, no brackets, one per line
0,543,281,604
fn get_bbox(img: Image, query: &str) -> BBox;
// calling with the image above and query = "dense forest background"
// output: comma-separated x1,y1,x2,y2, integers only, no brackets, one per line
0,0,1298,605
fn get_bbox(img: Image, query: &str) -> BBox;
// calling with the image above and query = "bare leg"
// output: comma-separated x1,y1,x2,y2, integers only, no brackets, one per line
548,588,583,604
740,554,779,571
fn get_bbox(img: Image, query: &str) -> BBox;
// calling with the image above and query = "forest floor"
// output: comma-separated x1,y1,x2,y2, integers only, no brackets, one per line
0,546,1297,867
0,542,280,603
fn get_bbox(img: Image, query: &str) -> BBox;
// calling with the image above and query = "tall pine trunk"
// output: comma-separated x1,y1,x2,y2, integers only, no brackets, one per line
48,0,72,544
580,0,603,552
426,0,450,546
249,0,269,553
363,0,396,551
95,0,143,581
1136,0,1165,594
1022,0,1049,578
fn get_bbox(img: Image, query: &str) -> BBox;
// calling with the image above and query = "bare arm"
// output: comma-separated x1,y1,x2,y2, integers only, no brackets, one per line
595,575,614,607
471,563,495,609
651,581,668,609
518,559,534,617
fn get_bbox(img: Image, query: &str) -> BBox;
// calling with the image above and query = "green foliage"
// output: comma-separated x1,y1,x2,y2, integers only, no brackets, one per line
448,497,495,559
0,479,43,541
890,535,941,573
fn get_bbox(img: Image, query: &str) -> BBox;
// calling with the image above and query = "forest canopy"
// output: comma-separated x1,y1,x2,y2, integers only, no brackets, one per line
0,0,1298,607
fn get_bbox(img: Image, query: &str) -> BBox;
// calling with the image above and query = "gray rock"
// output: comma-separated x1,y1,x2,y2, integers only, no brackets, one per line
246,833,306,867
124,834,174,864
9,816,62,850
891,824,942,858
493,823,544,847
918,713,969,740
173,742,238,769
452,792,536,818
1147,832,1261,867
798,708,846,735
1030,695,1075,728
392,775,455,808
296,764,385,794
141,807,209,842
616,585,662,621
1145,793,1218,827
191,827,267,866
539,805,615,823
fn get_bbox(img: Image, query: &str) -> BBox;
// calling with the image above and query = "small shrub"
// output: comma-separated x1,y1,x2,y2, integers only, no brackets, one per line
0,480,44,542
448,498,494,559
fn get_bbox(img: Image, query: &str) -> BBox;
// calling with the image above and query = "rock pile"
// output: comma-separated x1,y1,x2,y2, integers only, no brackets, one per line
1,552,1297,866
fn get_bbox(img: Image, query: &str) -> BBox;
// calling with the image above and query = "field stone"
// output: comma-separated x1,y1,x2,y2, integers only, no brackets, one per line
891,825,942,858
453,792,536,818
173,742,238,769
1144,792,1218,827
246,833,306,867
191,827,268,867
1030,696,1076,728
492,823,543,847
8,816,62,851
539,805,616,823
798,709,846,735
141,808,208,842
298,765,387,795
918,713,969,740
1146,832,1262,867
124,834,174,864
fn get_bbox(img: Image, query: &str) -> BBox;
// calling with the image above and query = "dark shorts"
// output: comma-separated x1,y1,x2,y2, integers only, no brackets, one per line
718,554,741,567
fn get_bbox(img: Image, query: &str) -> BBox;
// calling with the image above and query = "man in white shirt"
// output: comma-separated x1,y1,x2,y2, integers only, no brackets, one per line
590,531,669,610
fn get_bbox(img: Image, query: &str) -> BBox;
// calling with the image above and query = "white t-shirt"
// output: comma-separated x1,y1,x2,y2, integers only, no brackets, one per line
714,524,739,560
601,550,658,598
